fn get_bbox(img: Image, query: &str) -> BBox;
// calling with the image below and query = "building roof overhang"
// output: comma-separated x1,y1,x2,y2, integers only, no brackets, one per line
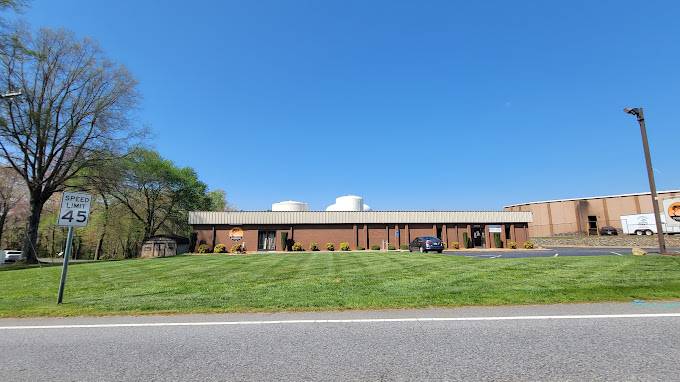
189,211,533,225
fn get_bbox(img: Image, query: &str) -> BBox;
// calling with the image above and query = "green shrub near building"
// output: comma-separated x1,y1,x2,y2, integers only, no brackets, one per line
463,232,472,248
494,233,502,248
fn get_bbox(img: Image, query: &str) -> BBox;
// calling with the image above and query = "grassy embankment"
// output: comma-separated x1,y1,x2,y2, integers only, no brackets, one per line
1,251,679,317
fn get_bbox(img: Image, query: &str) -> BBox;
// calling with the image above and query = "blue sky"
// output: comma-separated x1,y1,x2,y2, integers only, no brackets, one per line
18,0,680,210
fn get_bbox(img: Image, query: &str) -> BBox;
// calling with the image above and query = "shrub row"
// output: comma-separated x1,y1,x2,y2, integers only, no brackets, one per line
200,239,536,253
195,243,245,254
444,240,534,249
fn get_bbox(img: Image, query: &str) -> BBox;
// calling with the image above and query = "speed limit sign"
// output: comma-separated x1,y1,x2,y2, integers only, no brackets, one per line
57,191,92,227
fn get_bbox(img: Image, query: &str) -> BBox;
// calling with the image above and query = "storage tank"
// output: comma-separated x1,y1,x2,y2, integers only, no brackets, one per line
325,195,365,211
272,200,309,211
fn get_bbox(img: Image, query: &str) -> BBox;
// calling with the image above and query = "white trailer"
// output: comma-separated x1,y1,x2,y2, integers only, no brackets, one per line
620,213,680,235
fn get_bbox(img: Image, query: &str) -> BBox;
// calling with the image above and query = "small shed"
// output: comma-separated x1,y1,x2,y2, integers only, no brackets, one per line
140,235,190,258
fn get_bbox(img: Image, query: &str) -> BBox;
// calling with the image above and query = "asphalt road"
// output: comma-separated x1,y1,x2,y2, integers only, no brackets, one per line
444,246,680,258
2,302,680,381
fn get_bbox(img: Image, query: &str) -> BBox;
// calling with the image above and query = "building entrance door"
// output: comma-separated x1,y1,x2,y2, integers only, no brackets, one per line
472,225,485,248
587,216,598,235
258,231,276,251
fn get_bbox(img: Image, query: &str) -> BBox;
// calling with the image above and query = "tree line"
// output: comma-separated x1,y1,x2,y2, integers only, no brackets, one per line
0,2,231,262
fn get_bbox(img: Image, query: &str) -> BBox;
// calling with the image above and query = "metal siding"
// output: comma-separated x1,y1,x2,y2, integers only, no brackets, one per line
189,211,533,225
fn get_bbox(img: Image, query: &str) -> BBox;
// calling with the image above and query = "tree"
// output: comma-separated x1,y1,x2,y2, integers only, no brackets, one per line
109,148,211,241
207,189,238,211
0,1,26,11
0,166,24,246
0,28,139,263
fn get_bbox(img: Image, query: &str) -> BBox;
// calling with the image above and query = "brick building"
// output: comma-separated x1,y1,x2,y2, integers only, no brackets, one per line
504,190,680,237
189,211,532,252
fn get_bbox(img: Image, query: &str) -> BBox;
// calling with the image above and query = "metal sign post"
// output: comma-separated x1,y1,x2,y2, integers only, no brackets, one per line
56,191,91,304
57,226,74,304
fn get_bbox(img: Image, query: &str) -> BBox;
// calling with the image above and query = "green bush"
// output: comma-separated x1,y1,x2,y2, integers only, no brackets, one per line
449,241,460,249
309,242,320,251
292,242,304,251
356,246,365,250
196,244,211,253
387,244,396,250
400,244,409,250
213,244,227,253
524,241,535,249
281,232,289,251
339,242,350,251
326,242,335,251
494,233,502,249
230,243,245,253
370,244,381,251
508,241,518,249
463,232,472,248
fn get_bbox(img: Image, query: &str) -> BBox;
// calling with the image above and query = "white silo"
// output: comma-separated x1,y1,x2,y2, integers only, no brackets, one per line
325,195,365,211
272,200,309,211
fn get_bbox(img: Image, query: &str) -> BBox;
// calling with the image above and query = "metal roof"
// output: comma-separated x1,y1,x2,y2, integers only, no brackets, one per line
504,189,680,208
189,211,533,225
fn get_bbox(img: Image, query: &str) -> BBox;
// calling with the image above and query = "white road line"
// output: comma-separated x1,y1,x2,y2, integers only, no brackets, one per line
611,252,624,256
2,313,680,330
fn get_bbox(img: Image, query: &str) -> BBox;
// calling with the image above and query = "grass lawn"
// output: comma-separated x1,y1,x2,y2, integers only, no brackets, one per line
1,252,680,317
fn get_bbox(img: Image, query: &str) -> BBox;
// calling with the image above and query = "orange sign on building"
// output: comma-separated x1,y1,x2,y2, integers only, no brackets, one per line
229,227,244,241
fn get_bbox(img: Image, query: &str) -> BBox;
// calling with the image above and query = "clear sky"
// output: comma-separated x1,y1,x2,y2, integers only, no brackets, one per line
16,0,680,210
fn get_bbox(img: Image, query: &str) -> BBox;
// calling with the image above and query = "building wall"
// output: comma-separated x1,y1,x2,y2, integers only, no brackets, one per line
367,224,388,249
293,224,355,249
192,223,529,252
506,191,680,237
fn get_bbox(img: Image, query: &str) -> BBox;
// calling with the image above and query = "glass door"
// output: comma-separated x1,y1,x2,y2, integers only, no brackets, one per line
472,225,485,248
258,231,276,251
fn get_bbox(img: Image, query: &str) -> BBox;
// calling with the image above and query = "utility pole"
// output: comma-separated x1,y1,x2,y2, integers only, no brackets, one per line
623,107,667,254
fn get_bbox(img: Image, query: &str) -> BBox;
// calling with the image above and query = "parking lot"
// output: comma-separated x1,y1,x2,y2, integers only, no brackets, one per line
444,246,680,259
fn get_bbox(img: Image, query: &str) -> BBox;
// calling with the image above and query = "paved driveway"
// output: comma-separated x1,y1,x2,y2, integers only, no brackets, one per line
444,246,680,258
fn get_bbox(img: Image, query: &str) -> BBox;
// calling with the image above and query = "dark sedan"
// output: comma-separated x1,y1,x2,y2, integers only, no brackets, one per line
408,236,444,253
599,226,618,235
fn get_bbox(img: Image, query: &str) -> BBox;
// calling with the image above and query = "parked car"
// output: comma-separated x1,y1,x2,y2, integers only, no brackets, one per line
408,237,444,253
2,249,22,263
599,226,618,236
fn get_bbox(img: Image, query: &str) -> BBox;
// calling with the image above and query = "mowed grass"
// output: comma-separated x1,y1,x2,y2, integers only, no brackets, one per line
1,252,680,317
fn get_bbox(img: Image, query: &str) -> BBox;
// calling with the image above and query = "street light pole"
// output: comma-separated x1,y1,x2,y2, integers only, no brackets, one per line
623,107,667,254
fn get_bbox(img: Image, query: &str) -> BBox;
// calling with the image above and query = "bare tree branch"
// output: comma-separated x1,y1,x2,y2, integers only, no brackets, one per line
0,27,140,263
